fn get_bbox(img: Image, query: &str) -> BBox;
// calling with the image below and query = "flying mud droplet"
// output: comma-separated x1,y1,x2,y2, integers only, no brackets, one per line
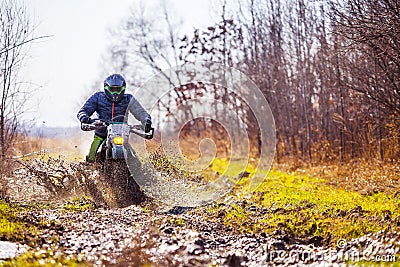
126,62,276,207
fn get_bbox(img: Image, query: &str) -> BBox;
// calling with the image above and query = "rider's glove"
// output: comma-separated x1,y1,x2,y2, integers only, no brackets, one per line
144,118,152,133
81,116,93,124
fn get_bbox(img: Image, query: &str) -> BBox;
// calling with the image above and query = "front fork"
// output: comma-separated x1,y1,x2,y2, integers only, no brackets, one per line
105,143,139,163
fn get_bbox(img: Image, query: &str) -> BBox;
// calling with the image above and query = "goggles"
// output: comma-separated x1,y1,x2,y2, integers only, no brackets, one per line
105,85,125,95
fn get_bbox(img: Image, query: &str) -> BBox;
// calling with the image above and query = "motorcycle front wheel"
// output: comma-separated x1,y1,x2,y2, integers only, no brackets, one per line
102,159,145,208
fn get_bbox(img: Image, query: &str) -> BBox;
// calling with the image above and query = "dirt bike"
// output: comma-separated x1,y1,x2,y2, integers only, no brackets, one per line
81,115,154,207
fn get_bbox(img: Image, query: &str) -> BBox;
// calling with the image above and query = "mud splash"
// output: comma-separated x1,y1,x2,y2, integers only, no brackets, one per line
5,157,145,208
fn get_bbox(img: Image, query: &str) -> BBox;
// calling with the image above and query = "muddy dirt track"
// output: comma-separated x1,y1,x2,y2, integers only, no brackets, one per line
18,202,399,266
2,158,399,266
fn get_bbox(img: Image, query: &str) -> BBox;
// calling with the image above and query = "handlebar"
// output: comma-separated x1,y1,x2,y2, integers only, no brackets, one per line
130,125,154,140
80,120,107,131
81,120,154,140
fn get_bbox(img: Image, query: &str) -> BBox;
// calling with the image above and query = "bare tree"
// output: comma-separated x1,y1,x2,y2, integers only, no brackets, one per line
104,0,400,162
330,0,400,159
109,1,192,123
0,0,41,159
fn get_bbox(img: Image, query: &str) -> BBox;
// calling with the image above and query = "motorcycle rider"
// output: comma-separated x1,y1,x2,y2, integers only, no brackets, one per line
77,73,151,162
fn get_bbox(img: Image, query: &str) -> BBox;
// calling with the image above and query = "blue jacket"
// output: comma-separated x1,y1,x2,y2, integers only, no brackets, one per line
77,92,150,137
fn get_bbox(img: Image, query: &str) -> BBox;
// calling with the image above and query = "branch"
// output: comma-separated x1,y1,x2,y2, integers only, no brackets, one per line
0,35,52,55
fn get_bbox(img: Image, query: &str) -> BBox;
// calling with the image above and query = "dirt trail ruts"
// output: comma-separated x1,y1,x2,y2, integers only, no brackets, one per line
14,202,398,267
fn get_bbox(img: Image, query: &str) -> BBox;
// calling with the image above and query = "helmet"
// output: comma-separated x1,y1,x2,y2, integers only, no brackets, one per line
104,74,126,102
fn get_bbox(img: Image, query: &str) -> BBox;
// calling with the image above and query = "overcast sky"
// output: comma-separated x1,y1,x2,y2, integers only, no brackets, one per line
20,0,213,128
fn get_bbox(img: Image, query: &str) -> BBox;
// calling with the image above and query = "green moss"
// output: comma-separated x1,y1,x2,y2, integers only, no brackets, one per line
18,201,52,210
256,170,400,214
210,158,255,177
0,200,37,242
207,162,400,245
351,258,399,266
1,249,87,267
171,217,185,226
141,206,152,213
221,204,253,234
62,196,96,212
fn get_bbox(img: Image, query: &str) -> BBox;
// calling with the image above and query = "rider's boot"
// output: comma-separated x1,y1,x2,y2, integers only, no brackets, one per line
85,155,95,163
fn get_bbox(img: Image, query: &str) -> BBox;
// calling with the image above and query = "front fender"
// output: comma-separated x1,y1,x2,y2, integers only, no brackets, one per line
109,144,141,169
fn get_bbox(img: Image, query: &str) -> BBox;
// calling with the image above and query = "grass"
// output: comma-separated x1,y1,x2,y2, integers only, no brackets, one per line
205,159,400,246
171,217,185,226
1,249,87,267
353,261,399,267
13,136,86,162
0,200,37,242
0,198,91,266
62,196,96,212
